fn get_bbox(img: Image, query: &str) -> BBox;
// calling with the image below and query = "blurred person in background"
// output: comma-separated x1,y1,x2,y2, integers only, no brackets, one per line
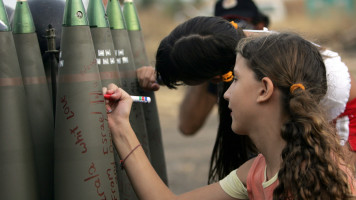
214,0,269,29
324,50,356,168
179,0,269,137
137,0,270,183
169,0,270,183
137,15,258,184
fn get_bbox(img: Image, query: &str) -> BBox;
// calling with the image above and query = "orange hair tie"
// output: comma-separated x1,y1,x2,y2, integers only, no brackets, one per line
290,83,305,94
230,21,238,29
222,71,233,82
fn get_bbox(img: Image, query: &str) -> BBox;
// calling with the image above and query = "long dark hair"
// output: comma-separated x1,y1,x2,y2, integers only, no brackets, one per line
155,16,244,88
208,81,257,183
155,16,255,184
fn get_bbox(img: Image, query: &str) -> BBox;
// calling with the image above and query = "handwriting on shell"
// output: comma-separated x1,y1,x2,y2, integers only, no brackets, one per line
91,111,114,156
106,162,119,200
80,59,97,75
89,92,114,156
61,95,87,153
84,162,107,199
70,126,87,154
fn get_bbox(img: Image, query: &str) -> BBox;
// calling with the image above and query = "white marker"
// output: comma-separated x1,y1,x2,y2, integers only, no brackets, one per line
130,96,151,103
104,94,151,103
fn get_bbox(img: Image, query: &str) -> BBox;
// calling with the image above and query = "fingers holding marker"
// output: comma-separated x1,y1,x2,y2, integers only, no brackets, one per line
103,84,151,123
103,84,121,114
102,87,110,113
104,93,151,103
103,84,151,103
103,85,133,121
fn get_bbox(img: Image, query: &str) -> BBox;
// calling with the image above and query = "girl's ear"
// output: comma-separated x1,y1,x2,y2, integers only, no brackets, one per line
257,77,274,103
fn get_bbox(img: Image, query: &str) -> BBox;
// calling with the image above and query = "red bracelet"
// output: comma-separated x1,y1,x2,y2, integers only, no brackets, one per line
120,144,142,169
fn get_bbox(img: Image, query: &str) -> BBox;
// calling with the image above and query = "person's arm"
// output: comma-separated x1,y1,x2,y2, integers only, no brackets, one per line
179,82,218,136
104,84,238,200
136,66,160,91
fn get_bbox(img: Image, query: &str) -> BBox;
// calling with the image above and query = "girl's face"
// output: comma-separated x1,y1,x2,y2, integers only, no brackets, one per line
224,54,262,134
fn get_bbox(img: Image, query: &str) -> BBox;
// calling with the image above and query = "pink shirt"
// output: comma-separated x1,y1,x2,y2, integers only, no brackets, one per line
246,154,278,200
246,154,356,199
220,153,356,199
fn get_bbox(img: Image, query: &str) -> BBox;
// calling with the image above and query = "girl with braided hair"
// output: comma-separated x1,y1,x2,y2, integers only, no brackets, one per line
104,32,356,199
221,33,355,199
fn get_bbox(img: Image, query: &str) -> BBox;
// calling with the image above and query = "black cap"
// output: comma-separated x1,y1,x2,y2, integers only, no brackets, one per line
215,0,258,18
214,0,269,27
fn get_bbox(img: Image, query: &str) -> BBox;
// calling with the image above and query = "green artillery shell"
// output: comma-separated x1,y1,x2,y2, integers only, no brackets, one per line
54,0,119,199
12,1,54,199
107,0,153,199
87,0,121,198
0,1,38,198
123,0,168,185
87,0,121,87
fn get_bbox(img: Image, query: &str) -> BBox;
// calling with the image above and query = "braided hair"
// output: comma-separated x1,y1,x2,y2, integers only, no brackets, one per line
237,33,353,199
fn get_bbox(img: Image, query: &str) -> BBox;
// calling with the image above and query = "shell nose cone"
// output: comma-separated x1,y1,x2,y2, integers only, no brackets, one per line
62,0,88,26
106,0,126,30
123,0,141,31
87,0,109,28
12,0,36,34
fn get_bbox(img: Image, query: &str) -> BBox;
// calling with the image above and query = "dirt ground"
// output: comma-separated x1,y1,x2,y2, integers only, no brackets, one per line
154,86,219,194
138,3,356,194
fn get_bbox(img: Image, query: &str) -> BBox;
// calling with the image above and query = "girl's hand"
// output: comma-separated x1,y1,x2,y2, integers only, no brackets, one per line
103,83,133,129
